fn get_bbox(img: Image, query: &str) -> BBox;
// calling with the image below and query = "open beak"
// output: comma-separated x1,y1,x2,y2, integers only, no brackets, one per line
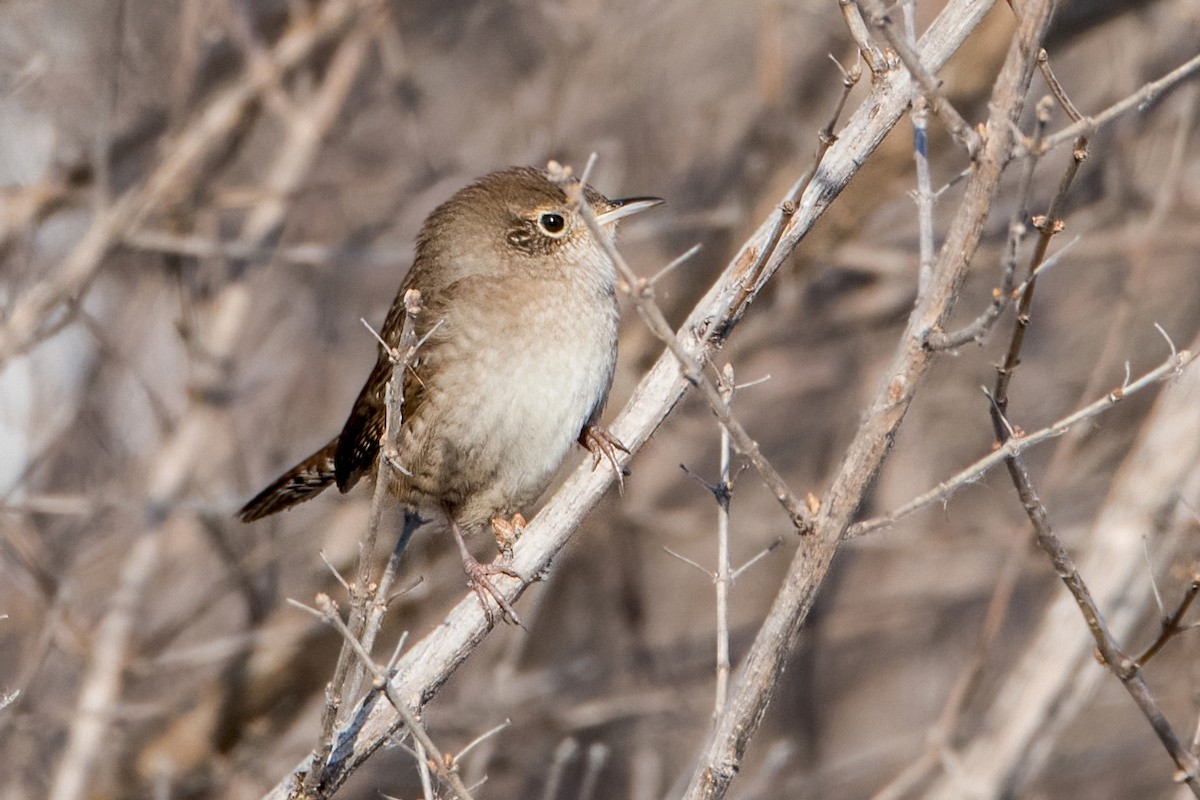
596,196,664,225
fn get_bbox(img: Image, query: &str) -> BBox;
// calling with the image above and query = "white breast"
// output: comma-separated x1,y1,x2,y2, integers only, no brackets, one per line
411,277,618,526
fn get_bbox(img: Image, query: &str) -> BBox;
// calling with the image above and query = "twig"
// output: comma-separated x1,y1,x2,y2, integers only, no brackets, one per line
663,546,712,579
837,0,889,76
670,364,744,720
911,92,936,296
350,290,424,685
1040,52,1200,154
306,289,422,791
1135,578,1200,667
1036,49,1083,122
343,518,414,702
649,243,704,286
862,0,983,156
457,719,512,762
731,537,783,582
714,365,734,717
991,135,1089,426
318,550,352,595
291,595,476,800
728,56,860,319
926,96,1049,350
848,349,1198,538
1143,537,1168,618
415,740,435,800
1192,708,1200,761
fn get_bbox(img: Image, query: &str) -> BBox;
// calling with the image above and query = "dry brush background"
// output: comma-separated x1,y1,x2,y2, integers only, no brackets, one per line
2,0,1200,798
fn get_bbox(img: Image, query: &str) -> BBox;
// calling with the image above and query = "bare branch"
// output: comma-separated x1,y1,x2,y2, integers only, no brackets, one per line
683,2,1054,796
1041,52,1200,154
837,0,889,76
306,289,423,792
926,96,1050,350
849,349,1198,538
923,327,1200,797
1037,49,1084,122
291,595,477,800
862,0,983,156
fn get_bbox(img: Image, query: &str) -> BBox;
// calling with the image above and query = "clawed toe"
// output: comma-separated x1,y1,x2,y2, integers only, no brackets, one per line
579,424,629,494
447,507,525,627
464,558,523,627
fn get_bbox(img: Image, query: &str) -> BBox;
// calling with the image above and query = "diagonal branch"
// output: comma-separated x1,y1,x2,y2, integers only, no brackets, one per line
848,349,1197,538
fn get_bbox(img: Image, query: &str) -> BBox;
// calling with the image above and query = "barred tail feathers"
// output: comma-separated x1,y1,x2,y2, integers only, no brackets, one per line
237,438,340,522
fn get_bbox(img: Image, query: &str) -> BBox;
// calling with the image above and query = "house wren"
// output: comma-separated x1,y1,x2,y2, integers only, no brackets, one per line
238,166,661,621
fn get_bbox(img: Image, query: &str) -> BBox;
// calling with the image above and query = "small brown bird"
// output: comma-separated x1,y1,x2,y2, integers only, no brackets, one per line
238,166,661,621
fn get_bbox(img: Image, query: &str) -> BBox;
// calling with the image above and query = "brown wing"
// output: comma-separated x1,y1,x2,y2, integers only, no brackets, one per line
332,286,433,492
332,355,388,492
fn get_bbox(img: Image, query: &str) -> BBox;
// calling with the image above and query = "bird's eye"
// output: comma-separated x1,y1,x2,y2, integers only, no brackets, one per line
538,212,566,236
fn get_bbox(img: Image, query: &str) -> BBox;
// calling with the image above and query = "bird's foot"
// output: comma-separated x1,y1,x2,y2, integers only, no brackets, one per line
461,553,524,628
446,506,524,627
491,513,526,560
579,424,630,494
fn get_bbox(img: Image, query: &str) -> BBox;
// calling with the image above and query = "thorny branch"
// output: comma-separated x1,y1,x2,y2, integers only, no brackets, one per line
848,348,1198,538
991,409,1200,793
292,594,476,800
926,96,1050,350
990,134,1089,428
983,136,1200,790
562,61,861,535
682,0,1056,796
304,289,423,793
861,0,983,156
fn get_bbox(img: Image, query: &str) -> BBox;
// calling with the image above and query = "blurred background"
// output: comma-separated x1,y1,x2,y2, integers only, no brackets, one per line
2,0,1200,797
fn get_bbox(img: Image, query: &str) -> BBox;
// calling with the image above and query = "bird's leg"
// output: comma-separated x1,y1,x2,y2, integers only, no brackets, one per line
446,509,523,627
579,423,630,494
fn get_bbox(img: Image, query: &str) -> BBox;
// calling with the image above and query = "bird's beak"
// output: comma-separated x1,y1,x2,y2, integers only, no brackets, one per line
596,196,664,225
